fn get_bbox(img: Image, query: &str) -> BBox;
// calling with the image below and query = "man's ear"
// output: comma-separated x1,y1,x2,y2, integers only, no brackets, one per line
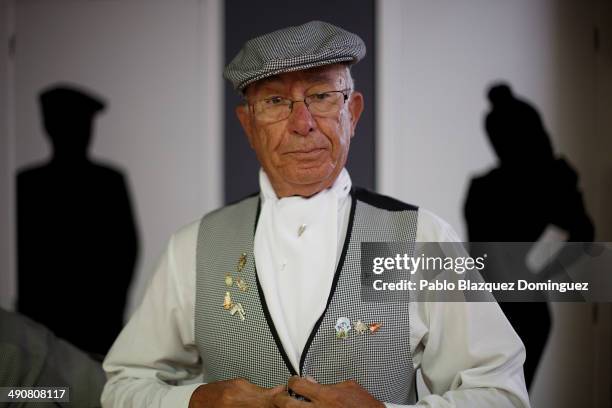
236,104,255,148
348,91,364,138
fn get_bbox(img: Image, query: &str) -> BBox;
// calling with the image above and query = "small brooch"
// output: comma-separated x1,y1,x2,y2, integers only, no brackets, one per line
236,277,248,292
237,253,247,272
230,303,245,321
354,320,368,334
369,322,382,333
335,317,351,339
335,317,383,339
223,291,233,310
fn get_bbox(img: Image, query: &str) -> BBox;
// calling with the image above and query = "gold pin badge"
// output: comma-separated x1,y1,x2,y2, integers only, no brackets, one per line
230,303,245,321
223,291,233,310
237,253,247,272
236,277,248,292
225,274,233,287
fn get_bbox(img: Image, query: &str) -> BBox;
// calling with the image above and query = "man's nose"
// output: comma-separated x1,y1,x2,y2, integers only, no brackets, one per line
287,101,315,136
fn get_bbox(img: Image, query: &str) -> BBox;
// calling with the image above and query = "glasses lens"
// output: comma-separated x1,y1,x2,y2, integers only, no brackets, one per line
307,92,344,115
252,91,347,123
254,98,291,122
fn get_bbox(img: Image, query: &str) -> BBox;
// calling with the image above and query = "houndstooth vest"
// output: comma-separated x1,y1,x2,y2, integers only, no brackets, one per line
195,187,419,404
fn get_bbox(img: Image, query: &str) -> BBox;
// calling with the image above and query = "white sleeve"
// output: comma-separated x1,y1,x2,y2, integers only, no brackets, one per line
381,209,530,408
101,221,203,408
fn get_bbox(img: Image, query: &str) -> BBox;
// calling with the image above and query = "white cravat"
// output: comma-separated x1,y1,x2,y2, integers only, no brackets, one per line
254,168,352,372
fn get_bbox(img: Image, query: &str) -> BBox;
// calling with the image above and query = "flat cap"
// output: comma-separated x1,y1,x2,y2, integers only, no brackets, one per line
39,84,106,118
224,20,366,92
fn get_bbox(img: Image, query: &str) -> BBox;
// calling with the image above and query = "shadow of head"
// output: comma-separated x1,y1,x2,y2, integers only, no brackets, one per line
485,83,554,167
39,84,106,160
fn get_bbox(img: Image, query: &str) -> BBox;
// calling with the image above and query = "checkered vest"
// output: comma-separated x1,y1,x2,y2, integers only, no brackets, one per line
195,188,419,404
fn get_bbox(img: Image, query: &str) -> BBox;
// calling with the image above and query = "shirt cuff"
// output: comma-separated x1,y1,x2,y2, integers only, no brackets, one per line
161,383,202,408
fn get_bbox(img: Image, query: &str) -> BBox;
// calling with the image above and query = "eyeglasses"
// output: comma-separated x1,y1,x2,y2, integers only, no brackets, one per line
249,89,351,123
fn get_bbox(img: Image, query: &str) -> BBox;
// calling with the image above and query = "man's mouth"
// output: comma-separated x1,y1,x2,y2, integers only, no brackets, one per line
285,147,326,155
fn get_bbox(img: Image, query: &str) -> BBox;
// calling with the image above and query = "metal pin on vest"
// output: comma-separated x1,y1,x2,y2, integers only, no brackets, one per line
354,320,368,334
222,253,249,319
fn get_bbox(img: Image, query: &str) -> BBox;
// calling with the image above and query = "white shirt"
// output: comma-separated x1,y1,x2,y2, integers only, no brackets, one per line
102,170,530,408
255,168,352,372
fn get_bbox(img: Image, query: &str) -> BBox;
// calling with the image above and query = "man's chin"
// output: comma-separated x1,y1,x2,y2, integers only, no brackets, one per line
285,169,338,190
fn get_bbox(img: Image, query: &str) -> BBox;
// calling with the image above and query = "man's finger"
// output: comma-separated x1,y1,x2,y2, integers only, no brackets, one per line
287,376,322,401
272,391,311,408
267,384,286,395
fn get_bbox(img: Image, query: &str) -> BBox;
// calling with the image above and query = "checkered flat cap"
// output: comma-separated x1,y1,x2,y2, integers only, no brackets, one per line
224,20,366,92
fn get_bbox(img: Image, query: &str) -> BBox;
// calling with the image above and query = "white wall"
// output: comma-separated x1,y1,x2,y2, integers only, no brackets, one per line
378,0,561,237
2,0,222,317
378,1,611,407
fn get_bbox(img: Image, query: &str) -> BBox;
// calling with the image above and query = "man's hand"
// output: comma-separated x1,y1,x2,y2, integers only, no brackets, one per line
272,376,385,408
189,378,284,408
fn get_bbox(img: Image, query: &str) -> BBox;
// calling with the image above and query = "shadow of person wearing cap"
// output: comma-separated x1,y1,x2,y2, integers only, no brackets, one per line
463,83,595,389
17,84,139,359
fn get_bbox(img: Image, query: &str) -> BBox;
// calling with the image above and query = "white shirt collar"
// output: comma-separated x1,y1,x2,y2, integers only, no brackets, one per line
258,167,352,204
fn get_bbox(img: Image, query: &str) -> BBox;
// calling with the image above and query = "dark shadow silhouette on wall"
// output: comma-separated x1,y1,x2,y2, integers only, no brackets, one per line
17,84,139,358
464,83,594,389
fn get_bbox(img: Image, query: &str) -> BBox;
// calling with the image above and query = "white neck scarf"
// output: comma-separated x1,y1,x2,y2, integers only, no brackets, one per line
254,168,352,372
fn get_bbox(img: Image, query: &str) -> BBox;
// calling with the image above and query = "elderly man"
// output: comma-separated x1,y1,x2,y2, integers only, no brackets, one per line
102,21,529,407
